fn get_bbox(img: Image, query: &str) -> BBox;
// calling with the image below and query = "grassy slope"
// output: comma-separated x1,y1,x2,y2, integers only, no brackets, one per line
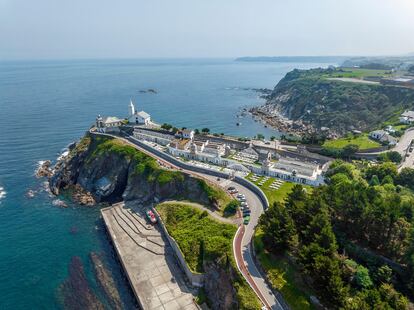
156,202,261,309
254,229,315,310
321,67,392,79
322,133,381,150
246,173,311,206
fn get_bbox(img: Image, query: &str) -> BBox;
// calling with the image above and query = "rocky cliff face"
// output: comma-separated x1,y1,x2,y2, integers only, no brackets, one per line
252,68,414,137
49,134,214,206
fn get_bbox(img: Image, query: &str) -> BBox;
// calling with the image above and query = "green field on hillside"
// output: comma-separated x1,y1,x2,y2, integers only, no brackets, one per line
322,67,392,79
322,133,381,150
246,174,311,206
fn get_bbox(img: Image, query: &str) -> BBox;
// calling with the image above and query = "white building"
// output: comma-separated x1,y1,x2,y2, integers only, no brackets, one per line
96,115,123,133
399,111,414,124
133,127,175,146
369,130,398,146
128,101,151,125
177,129,194,140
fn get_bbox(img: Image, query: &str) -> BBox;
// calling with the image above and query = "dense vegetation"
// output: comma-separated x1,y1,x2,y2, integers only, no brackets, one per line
267,68,414,135
156,202,261,309
258,160,414,309
91,137,184,185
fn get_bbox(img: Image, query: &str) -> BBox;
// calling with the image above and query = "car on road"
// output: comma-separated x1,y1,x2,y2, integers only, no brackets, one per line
243,210,251,217
237,193,245,198
243,216,250,225
238,197,246,202
146,210,157,224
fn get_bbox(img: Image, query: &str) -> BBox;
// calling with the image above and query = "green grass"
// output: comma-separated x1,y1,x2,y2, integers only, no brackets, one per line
322,67,392,79
322,133,380,150
157,202,237,273
197,179,232,211
246,174,310,206
156,202,261,309
254,228,315,310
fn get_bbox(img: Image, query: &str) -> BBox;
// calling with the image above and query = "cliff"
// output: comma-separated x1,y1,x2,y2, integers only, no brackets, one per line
49,134,222,207
252,68,414,136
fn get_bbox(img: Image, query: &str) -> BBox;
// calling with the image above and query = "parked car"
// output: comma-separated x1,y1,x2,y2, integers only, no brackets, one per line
241,202,248,207
227,186,236,191
238,197,246,202
243,216,250,225
145,210,157,224
243,210,251,216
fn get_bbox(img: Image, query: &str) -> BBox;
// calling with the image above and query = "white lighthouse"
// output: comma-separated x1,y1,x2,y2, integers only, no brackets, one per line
128,100,135,117
128,100,151,125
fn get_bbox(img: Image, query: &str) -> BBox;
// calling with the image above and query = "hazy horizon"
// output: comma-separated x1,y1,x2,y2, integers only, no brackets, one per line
1,0,414,60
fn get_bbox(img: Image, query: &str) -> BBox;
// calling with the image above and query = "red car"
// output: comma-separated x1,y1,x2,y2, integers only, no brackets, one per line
146,210,157,224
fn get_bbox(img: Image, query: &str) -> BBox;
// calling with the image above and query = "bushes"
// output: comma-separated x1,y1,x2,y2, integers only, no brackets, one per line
378,151,402,164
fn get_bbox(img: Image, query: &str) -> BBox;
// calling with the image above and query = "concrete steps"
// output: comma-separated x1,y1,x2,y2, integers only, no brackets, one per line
111,206,165,255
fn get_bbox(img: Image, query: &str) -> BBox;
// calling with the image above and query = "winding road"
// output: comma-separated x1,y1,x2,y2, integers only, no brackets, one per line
91,130,285,309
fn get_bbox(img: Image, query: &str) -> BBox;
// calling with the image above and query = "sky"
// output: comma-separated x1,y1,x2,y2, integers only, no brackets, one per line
1,0,414,59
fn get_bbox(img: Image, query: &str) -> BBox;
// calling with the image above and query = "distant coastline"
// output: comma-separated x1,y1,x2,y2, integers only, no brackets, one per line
235,56,347,63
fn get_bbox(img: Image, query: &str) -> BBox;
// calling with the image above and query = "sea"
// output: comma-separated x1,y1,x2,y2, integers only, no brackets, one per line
0,58,335,309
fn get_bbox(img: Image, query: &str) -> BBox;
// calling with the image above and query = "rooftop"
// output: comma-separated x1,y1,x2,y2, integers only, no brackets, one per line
102,116,122,124
137,111,150,119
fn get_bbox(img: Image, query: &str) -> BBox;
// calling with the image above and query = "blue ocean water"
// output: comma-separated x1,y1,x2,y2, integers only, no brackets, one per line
0,58,333,309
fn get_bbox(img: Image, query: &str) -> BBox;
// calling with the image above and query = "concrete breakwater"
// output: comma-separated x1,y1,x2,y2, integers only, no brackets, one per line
101,202,199,310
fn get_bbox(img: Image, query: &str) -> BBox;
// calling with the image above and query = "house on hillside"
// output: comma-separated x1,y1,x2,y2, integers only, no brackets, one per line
399,110,414,124
369,130,398,146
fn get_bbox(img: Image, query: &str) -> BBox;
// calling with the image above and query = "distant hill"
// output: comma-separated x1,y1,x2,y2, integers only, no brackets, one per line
235,56,348,64
342,56,414,69
253,67,414,136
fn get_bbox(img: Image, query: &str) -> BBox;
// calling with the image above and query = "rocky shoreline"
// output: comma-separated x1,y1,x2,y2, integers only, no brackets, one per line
249,104,316,137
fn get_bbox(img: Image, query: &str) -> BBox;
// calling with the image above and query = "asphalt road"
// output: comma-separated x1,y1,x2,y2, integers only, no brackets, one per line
396,128,414,170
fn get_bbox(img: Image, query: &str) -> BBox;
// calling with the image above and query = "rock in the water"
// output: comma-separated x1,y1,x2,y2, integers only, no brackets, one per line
26,189,36,198
36,160,52,178
90,252,123,310
52,199,68,208
58,256,105,310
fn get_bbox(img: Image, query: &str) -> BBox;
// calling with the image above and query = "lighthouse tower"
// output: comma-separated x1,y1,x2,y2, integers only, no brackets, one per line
128,100,136,117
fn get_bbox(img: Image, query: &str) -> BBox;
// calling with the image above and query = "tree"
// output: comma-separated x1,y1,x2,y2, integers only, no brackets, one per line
374,265,392,284
397,168,414,190
355,265,373,289
270,136,276,141
259,203,298,253
342,144,359,159
365,162,398,183
256,133,265,140
378,151,402,164
161,123,173,130
194,128,200,135
201,128,210,134
369,175,380,186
